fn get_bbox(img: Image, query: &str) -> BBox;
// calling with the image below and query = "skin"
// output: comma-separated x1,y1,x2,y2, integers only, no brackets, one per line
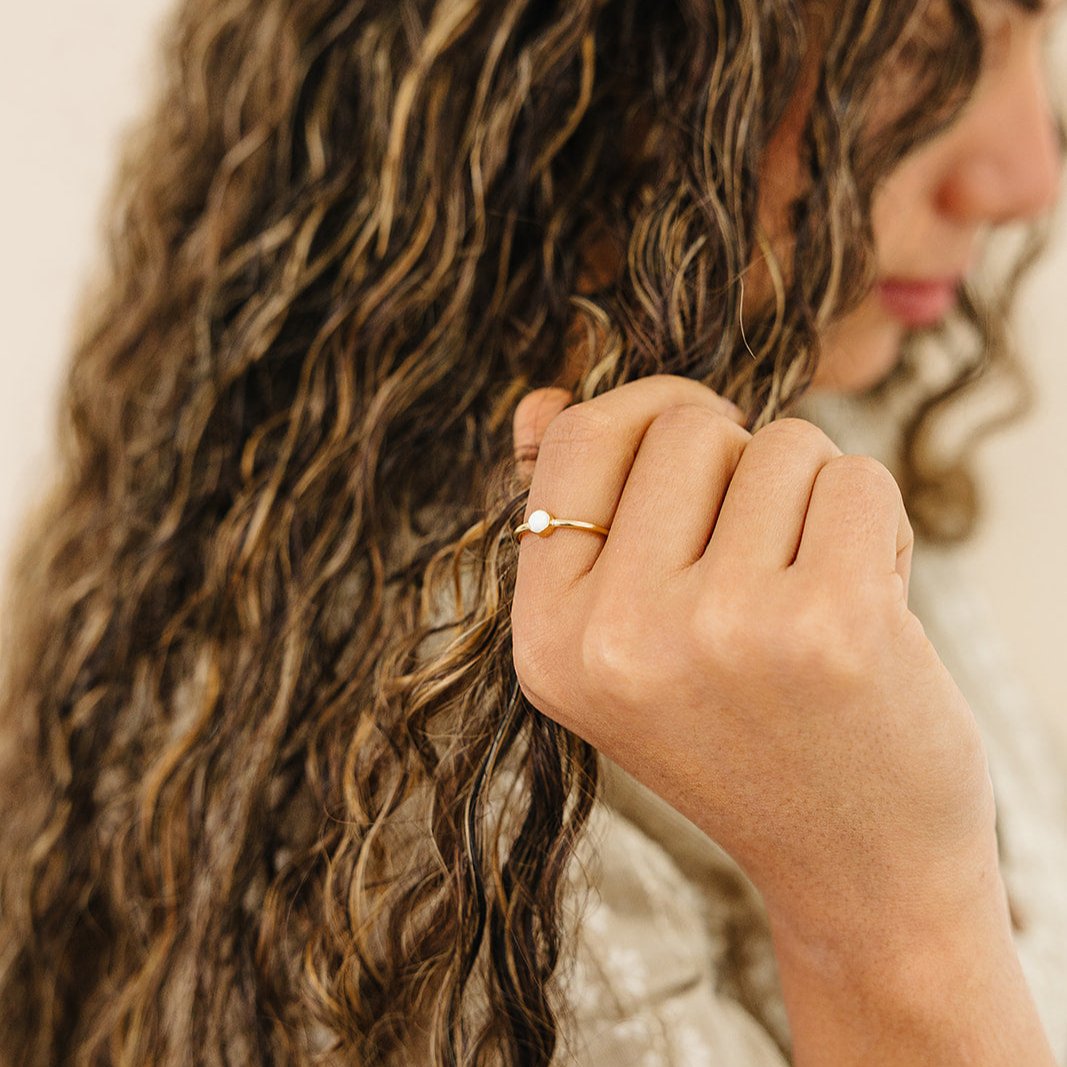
510,2,1064,1063
813,0,1063,390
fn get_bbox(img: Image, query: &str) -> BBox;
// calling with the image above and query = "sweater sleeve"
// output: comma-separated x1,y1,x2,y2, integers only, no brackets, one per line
557,799,791,1066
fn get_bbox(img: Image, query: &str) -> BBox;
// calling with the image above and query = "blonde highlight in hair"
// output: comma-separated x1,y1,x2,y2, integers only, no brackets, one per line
0,0,1055,1063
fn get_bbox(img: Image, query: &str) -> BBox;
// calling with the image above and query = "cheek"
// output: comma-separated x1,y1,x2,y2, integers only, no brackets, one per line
870,158,937,269
810,163,934,393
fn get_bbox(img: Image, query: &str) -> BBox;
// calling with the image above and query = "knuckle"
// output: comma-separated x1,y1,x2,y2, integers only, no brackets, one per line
699,584,877,686
826,451,892,480
647,403,747,444
653,401,720,426
578,606,643,706
640,403,751,463
635,374,741,410
754,417,837,454
692,592,758,671
799,611,863,672
775,599,870,682
539,403,617,454
790,578,894,670
821,454,902,500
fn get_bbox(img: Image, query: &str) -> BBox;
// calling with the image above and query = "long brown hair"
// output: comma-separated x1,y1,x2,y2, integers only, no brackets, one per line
0,0,1053,1063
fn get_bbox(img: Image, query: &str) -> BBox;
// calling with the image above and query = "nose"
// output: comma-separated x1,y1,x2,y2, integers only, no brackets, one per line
936,55,1064,227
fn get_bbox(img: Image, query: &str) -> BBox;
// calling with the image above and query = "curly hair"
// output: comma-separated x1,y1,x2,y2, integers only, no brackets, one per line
0,0,1056,1063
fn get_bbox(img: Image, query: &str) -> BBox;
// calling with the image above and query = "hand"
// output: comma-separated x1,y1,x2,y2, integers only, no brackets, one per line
510,375,1000,951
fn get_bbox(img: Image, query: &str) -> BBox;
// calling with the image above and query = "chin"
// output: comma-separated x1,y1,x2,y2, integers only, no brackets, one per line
811,307,906,394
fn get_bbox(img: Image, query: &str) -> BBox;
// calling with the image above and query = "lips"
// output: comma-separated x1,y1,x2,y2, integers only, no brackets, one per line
877,277,962,327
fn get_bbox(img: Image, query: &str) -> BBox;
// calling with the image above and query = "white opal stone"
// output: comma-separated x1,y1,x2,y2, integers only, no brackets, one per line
528,509,551,534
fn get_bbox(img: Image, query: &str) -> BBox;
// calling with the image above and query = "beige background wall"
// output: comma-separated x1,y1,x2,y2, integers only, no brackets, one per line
1,4,1065,742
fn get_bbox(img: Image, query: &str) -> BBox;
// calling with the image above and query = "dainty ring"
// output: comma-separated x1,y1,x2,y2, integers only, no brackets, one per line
513,508,611,541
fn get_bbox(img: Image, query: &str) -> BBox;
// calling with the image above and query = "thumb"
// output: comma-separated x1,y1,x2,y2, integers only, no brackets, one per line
513,387,574,481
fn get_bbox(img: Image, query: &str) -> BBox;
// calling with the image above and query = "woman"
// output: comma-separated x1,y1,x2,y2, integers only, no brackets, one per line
0,0,1064,1063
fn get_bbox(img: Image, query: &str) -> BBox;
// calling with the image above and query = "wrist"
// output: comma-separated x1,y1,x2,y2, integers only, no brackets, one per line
765,865,1055,1066
760,826,1007,971
767,868,1015,1006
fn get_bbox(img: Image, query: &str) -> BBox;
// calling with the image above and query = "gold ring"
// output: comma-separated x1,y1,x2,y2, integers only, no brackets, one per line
513,508,611,541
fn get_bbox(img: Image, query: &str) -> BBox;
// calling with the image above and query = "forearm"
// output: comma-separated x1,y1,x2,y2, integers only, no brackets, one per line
767,872,1056,1066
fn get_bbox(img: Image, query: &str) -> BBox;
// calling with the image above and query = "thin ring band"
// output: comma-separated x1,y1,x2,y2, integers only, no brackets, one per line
513,508,610,541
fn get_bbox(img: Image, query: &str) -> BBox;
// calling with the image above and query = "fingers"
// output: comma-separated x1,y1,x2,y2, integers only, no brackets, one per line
595,404,750,579
513,388,574,483
513,376,745,601
702,419,842,574
513,383,909,603
794,455,915,602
